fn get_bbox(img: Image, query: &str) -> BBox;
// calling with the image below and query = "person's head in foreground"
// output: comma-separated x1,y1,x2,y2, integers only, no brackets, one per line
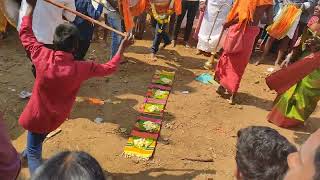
31,151,106,180
284,129,320,180
53,23,80,53
235,126,297,180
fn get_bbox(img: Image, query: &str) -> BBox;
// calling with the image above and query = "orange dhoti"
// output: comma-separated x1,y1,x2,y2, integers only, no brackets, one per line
215,25,260,94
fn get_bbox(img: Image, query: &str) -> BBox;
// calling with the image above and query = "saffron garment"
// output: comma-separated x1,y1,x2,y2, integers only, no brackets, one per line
197,0,232,53
267,25,320,128
19,16,121,133
0,8,7,33
226,0,273,28
121,0,181,31
214,25,260,94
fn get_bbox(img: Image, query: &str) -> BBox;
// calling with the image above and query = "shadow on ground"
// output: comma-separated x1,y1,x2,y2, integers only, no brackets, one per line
107,168,216,180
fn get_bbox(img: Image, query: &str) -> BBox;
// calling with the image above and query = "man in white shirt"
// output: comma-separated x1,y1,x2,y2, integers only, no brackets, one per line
18,0,76,76
18,0,76,44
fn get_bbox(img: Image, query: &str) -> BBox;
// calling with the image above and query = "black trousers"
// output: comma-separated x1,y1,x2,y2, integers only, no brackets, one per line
74,39,91,60
172,1,199,42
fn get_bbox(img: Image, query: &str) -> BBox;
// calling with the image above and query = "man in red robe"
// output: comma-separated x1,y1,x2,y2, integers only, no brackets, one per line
214,0,274,104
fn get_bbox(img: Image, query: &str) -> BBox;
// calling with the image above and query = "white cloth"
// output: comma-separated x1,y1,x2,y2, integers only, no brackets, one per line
18,0,76,44
197,0,232,53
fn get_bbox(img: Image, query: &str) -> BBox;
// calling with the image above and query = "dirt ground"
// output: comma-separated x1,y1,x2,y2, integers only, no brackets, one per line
1,26,320,180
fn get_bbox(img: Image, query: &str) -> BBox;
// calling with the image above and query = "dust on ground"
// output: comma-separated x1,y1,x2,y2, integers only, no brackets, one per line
1,27,319,180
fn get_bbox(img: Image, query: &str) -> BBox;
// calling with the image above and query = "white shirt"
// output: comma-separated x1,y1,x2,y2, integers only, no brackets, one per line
18,0,76,44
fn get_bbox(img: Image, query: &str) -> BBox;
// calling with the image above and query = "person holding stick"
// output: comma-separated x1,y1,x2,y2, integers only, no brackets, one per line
18,0,76,77
19,0,133,174
73,0,104,60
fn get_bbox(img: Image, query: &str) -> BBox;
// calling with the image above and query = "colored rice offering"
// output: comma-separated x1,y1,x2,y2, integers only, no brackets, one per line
124,136,156,159
123,70,175,159
143,103,165,114
135,120,161,133
152,70,175,85
146,89,170,99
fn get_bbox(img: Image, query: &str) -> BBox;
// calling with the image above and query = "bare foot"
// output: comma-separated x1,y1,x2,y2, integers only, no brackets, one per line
150,53,157,61
171,40,176,48
255,58,263,66
216,85,226,96
204,60,213,70
185,42,191,48
161,41,172,49
227,94,235,105
196,49,202,55
274,60,280,67
204,56,215,70
0,33,5,40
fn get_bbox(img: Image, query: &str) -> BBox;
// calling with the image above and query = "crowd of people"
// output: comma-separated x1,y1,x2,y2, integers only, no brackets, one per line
0,0,320,179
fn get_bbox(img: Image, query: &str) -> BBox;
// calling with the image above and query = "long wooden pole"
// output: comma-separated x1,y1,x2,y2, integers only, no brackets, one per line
43,0,126,37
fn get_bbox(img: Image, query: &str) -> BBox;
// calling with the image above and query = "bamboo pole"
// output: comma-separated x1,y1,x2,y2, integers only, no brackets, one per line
43,0,126,37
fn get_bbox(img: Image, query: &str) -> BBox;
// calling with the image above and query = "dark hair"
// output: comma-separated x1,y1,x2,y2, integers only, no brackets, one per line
314,146,320,180
236,126,297,180
31,151,105,180
53,23,80,52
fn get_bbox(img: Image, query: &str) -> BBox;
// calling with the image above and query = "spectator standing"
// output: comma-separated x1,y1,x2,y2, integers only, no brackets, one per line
104,0,124,58
172,0,200,47
73,0,104,60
